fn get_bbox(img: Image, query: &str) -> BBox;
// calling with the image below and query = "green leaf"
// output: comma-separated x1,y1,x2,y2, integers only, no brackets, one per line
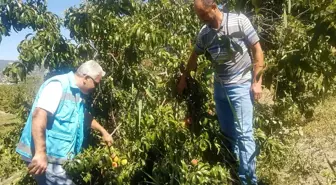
283,6,288,28
83,173,91,183
145,88,155,101
25,33,33,39
298,59,314,73
199,140,208,151
138,99,142,133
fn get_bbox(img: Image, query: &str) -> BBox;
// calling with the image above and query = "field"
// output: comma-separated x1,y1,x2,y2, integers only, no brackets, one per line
0,111,18,135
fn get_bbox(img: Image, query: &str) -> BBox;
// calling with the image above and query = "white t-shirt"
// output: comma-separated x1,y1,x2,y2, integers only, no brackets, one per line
36,82,63,114
22,82,63,162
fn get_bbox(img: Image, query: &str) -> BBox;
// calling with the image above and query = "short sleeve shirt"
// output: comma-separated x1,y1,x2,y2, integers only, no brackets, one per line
194,12,260,84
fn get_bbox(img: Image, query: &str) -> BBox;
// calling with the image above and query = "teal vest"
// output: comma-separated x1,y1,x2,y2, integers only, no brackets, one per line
16,72,90,164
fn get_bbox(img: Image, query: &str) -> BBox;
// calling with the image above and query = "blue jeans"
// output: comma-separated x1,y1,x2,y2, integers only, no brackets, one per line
24,161,75,185
214,81,257,185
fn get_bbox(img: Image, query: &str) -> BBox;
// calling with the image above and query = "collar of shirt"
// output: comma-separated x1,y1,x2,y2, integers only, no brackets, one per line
208,11,225,33
67,71,79,89
67,71,85,103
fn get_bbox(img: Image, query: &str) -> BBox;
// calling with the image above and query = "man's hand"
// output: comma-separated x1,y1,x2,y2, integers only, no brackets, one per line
251,83,262,101
177,75,187,95
28,153,47,175
177,51,198,95
102,132,113,146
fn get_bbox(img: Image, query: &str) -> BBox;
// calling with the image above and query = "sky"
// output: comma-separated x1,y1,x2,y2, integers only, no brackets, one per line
0,0,82,60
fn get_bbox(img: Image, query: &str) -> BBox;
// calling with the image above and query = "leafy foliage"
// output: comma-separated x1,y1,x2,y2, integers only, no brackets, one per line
261,1,336,118
2,61,27,83
0,122,26,181
1,0,336,184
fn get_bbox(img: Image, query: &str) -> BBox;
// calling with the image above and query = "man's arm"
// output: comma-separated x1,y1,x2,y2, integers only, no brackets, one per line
250,42,264,100
86,111,113,145
177,51,199,94
184,50,199,76
240,14,264,100
91,119,110,136
28,108,48,175
32,108,48,155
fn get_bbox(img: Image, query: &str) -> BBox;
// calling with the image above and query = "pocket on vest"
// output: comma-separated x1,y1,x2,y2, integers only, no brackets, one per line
47,130,74,158
56,102,76,123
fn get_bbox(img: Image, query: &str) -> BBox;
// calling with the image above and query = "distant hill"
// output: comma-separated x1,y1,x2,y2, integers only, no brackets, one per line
0,60,16,82
0,60,16,72
0,59,45,83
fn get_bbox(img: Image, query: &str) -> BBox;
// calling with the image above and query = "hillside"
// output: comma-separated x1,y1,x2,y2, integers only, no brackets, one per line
0,59,45,83
0,60,16,83
0,59,15,71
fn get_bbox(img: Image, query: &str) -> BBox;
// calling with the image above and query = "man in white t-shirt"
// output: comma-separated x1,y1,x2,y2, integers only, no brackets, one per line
16,60,113,185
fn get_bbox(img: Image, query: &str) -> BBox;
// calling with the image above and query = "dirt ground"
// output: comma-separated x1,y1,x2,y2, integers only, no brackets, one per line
276,97,336,185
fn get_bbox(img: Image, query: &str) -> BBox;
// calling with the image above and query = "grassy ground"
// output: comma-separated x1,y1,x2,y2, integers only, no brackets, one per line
0,111,19,135
267,97,336,185
293,97,336,185
0,111,25,184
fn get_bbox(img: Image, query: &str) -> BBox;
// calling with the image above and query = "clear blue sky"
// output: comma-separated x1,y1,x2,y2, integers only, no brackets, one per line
0,0,82,60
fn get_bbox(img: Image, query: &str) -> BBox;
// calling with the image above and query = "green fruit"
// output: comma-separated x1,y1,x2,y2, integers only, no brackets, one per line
121,159,128,165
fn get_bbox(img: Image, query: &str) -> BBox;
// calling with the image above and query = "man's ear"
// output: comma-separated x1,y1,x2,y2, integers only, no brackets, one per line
83,76,89,85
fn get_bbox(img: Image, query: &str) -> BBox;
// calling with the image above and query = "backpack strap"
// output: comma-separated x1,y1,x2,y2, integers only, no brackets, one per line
238,15,253,60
